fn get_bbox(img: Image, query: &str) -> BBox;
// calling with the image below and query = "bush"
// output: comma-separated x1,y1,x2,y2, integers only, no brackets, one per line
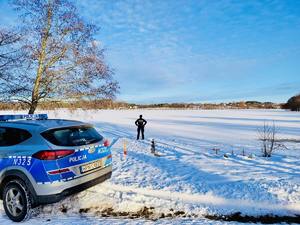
282,94,300,111
258,122,287,157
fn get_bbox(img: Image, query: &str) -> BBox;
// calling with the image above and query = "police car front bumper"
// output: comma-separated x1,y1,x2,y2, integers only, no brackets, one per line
33,165,112,205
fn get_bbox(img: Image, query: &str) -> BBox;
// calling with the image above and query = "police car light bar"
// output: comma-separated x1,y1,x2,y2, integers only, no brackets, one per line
0,114,48,121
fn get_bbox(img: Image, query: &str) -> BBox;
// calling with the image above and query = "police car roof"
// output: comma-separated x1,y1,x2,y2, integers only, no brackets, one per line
0,119,91,131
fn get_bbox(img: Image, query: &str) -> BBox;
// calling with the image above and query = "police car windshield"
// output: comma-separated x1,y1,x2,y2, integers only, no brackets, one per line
41,126,103,146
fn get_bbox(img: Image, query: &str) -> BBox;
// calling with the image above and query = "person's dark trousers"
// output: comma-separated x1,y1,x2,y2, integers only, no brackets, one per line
137,126,144,140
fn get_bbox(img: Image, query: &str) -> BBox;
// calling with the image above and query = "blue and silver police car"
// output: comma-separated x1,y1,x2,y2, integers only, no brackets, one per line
0,114,113,222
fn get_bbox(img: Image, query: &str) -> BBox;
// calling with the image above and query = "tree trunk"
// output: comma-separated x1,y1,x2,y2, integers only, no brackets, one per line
28,102,37,114
29,4,52,115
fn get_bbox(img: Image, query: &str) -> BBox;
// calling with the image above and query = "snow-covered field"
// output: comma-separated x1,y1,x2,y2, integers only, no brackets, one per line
1,109,300,224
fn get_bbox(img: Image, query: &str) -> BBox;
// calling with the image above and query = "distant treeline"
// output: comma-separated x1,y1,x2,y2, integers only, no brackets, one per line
282,94,300,111
0,100,132,111
137,101,281,109
0,100,283,110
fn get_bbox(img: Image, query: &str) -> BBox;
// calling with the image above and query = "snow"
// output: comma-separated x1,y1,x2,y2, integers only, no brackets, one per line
0,109,300,224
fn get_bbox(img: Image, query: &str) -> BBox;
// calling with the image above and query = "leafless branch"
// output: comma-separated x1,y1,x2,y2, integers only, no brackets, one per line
258,121,286,157
1,0,119,114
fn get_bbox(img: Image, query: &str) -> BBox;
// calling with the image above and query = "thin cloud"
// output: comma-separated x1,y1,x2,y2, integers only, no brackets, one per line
1,0,299,103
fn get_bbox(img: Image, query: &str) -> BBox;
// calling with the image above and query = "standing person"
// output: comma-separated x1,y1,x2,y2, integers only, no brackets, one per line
135,115,147,140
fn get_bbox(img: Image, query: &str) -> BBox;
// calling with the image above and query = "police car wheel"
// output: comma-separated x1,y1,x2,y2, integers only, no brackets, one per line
2,179,32,222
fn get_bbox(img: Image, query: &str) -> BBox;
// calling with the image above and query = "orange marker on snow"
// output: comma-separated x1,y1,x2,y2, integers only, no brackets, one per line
123,140,127,158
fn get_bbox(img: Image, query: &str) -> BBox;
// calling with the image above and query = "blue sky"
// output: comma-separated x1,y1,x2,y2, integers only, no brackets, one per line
0,0,300,103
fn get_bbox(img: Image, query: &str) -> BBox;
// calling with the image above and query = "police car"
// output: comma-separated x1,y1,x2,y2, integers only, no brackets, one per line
0,114,113,222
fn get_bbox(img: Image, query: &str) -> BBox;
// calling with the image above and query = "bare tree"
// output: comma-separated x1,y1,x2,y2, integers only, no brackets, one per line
258,122,285,157
0,29,23,84
1,0,118,114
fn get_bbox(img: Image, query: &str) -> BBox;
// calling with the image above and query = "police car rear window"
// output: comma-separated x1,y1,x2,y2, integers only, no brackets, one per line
0,127,32,146
41,126,103,146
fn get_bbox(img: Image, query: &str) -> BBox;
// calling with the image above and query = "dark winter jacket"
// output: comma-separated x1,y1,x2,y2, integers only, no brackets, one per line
135,118,147,127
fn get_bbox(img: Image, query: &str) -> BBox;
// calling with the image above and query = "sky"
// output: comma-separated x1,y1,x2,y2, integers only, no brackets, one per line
0,0,300,103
